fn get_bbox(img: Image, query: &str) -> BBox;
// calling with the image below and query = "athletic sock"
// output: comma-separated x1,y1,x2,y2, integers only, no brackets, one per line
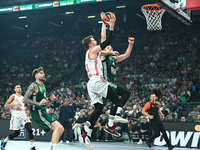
4,137,8,143
116,107,122,116
30,141,35,148
47,142,53,150
108,115,114,127
84,121,93,137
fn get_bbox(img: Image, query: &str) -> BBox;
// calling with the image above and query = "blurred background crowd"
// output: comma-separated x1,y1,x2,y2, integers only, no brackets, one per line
0,16,199,142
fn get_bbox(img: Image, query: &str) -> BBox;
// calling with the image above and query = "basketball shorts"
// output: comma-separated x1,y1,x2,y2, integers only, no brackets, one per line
87,76,109,106
10,114,31,130
31,108,56,132
103,82,118,105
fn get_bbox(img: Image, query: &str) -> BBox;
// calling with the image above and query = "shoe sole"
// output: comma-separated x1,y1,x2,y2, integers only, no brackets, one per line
103,128,121,137
1,138,5,150
114,116,128,123
77,127,84,145
85,136,93,150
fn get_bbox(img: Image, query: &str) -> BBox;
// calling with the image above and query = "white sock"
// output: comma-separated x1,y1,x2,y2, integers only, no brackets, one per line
4,137,8,143
52,143,57,150
116,107,122,114
30,141,35,148
108,115,114,127
84,122,93,137
47,142,52,150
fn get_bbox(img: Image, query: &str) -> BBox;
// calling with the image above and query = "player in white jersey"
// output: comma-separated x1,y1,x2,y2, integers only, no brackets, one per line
0,85,36,150
78,13,121,150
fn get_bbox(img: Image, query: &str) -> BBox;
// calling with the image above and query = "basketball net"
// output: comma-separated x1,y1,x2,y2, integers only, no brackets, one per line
141,4,166,30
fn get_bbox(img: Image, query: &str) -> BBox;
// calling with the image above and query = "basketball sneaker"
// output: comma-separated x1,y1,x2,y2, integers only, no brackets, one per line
0,138,7,150
146,139,151,148
104,125,121,137
30,146,36,150
77,127,93,150
114,115,128,123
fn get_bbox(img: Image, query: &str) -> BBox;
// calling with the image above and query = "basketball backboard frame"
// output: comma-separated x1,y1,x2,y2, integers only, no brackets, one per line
154,0,192,25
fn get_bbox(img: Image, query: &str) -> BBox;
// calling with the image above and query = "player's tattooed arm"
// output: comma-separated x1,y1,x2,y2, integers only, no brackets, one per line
23,83,39,105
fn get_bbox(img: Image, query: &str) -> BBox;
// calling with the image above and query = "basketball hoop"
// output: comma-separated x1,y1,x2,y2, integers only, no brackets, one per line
141,4,166,30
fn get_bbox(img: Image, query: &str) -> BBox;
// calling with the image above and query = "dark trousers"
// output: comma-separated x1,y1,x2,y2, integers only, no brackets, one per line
149,121,171,146
60,122,72,141
138,129,152,139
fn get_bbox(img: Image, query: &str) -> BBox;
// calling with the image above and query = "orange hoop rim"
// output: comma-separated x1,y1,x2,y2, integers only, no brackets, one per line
141,4,166,13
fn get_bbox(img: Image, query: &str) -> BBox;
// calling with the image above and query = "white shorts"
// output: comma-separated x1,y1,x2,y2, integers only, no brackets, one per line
87,76,109,106
10,114,31,130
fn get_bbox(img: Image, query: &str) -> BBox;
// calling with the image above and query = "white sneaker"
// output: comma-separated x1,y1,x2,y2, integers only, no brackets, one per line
66,140,69,144
85,136,93,150
77,127,84,145
114,115,128,123
60,140,63,144
137,140,143,144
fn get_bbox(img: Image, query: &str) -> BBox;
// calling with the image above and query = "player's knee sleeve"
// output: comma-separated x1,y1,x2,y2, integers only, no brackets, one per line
9,130,20,140
25,123,34,140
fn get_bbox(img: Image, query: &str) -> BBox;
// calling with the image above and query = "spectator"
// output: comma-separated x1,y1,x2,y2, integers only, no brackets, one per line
196,114,200,123
59,98,75,143
165,115,175,122
162,106,169,117
191,107,200,120
179,93,187,102
97,114,108,141
153,86,162,99
169,102,178,119
137,118,152,144
180,116,187,122
187,113,195,122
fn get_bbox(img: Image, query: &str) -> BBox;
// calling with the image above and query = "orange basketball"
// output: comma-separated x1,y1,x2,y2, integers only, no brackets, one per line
102,12,116,24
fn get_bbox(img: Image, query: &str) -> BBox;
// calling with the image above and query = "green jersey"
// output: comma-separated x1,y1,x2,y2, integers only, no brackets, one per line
102,56,116,83
29,81,46,111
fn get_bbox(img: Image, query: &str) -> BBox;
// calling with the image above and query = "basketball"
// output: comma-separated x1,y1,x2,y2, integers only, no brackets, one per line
102,12,116,24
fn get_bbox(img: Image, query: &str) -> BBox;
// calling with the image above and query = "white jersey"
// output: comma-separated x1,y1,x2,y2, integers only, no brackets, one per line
85,49,103,78
10,94,25,117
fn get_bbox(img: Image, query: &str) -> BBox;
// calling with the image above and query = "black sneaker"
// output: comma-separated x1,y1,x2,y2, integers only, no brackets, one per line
168,145,175,150
146,139,151,148
30,146,36,150
104,125,121,137
0,138,7,150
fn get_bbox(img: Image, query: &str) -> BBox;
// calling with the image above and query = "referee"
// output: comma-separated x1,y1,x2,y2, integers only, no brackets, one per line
142,94,174,150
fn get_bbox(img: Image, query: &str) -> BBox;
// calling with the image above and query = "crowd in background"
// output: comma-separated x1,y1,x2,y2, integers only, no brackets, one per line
0,21,200,141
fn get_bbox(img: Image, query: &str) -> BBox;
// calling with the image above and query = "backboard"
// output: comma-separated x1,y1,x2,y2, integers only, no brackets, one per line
154,0,192,25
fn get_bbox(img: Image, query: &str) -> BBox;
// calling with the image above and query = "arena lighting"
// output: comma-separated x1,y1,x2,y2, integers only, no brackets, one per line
25,25,28,27
65,11,74,14
98,20,103,23
49,22,61,27
11,25,24,30
116,5,126,9
88,16,95,18
19,16,27,19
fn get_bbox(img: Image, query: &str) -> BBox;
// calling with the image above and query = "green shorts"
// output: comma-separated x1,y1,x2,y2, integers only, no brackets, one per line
30,108,56,132
103,82,118,105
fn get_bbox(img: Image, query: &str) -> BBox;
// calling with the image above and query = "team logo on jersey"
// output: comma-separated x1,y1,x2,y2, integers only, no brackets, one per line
111,67,116,75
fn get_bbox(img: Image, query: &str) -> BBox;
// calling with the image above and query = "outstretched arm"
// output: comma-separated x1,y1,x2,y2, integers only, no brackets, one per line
23,83,40,105
90,17,115,56
100,12,107,43
114,37,135,63
4,95,22,108
101,50,119,57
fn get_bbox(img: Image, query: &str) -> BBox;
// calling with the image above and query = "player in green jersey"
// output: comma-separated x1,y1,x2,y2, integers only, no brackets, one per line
23,67,64,150
100,12,135,120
